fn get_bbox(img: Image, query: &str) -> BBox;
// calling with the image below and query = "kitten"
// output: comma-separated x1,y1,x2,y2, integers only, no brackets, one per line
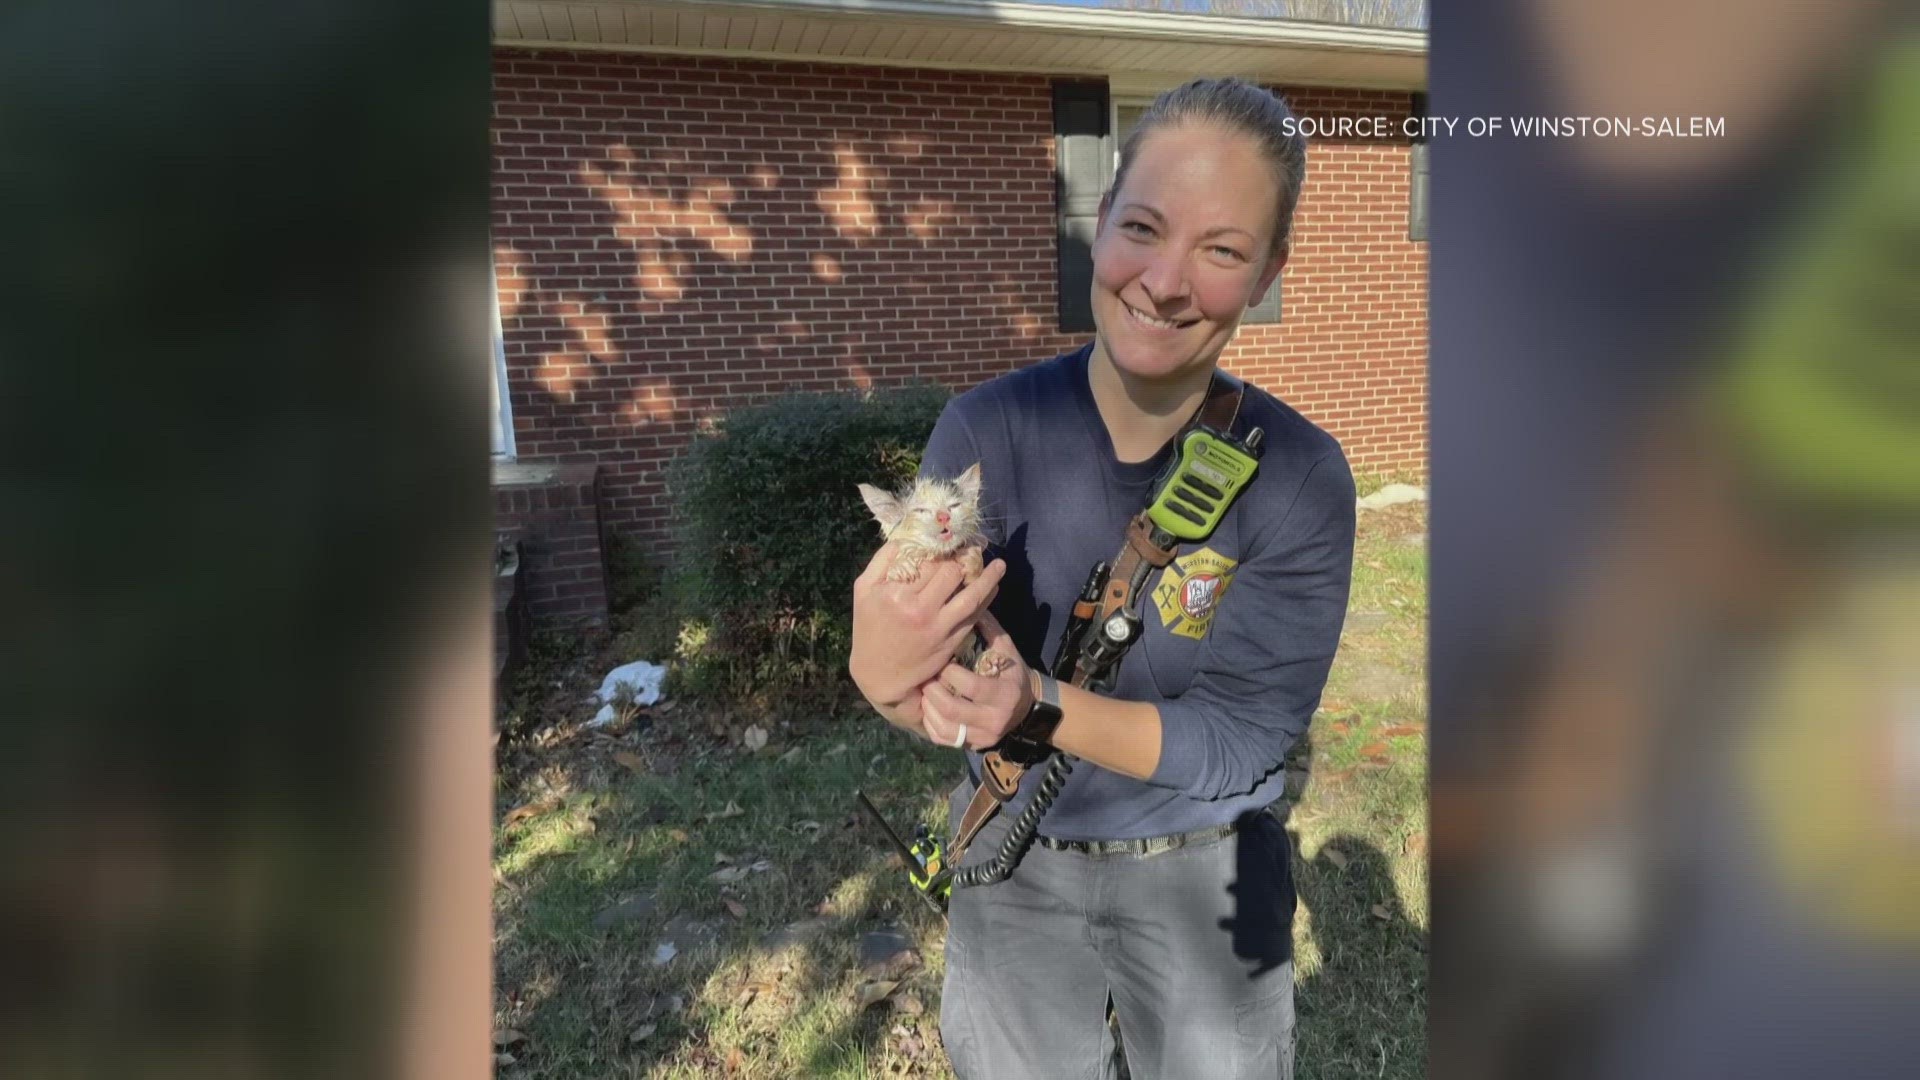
858,462,1011,677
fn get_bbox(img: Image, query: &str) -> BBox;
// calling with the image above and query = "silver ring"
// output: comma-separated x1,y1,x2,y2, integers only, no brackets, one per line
951,723,967,749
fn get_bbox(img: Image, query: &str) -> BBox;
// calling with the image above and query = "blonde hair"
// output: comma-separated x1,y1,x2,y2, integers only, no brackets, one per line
1112,78,1309,256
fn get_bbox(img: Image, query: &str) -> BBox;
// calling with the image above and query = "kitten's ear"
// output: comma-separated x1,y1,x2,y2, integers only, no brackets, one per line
955,462,983,502
858,483,904,532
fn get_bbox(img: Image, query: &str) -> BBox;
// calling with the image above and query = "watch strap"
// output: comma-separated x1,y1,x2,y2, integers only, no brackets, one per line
995,672,1063,765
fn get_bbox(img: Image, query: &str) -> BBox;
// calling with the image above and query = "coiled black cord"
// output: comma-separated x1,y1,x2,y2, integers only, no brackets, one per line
946,751,1075,889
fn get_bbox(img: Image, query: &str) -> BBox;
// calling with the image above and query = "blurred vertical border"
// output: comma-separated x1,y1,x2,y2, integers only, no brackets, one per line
1431,1,1919,1078
0,2,492,1077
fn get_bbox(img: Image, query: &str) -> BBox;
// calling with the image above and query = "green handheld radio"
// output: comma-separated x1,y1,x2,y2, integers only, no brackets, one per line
1146,427,1263,541
869,375,1268,905
1059,419,1264,692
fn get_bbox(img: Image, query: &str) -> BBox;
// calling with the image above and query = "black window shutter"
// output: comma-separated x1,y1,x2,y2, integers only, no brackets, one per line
1053,80,1110,333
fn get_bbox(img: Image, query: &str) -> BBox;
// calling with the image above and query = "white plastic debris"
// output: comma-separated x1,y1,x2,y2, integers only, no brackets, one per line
1356,483,1427,512
587,659,667,727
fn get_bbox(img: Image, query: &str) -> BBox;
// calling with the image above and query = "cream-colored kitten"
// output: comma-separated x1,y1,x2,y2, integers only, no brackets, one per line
858,462,1011,677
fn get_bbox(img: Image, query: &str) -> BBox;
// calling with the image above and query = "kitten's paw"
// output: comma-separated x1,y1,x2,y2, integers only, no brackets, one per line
974,650,1013,677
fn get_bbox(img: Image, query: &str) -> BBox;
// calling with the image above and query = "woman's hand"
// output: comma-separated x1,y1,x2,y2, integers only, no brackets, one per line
850,542,1006,732
919,611,1036,751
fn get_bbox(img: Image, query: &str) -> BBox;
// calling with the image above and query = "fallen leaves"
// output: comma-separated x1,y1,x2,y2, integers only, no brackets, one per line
612,750,649,773
1379,724,1425,739
723,898,747,919
493,1028,526,1049
858,930,919,979
652,941,678,966
855,979,901,1010
743,725,769,752
710,859,772,885
1370,903,1393,922
501,796,559,830
706,800,745,822
761,917,834,951
627,1021,658,1045
1323,846,1349,871
891,1023,930,1064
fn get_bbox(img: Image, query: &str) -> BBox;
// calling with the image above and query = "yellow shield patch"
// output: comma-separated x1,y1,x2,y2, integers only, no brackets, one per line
1152,547,1239,640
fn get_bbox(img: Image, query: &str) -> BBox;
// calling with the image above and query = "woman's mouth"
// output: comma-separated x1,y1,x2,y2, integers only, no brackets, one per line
1124,300,1198,332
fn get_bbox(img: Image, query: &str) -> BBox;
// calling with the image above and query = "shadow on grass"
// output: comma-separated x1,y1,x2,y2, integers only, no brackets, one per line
496,714,1425,1078
494,716,959,1078
1288,829,1428,1080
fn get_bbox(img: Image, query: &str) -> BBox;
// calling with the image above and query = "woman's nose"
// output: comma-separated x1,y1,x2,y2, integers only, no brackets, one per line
1139,250,1189,302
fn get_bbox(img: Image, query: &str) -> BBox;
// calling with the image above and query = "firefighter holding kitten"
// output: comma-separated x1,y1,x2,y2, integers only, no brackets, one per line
851,79,1355,1080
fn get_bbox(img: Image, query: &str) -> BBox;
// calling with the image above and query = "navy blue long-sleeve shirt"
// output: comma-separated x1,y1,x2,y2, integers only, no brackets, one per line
920,343,1355,840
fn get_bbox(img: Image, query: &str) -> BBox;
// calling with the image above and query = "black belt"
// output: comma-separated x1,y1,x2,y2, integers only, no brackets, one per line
1033,804,1282,857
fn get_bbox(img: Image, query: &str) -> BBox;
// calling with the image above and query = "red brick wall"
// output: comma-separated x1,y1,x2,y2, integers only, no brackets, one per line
492,48,1427,552
1237,86,1429,472
493,463,613,625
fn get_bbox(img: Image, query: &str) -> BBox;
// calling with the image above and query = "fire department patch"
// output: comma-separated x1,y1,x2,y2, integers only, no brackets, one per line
1152,547,1239,640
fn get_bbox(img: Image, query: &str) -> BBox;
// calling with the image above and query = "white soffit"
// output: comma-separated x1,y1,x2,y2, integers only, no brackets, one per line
494,1,1428,91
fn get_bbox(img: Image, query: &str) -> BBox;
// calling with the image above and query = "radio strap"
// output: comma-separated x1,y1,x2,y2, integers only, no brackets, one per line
946,371,1247,866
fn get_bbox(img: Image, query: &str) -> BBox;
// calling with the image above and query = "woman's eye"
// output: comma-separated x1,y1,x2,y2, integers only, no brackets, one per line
1119,221,1155,237
1210,245,1248,262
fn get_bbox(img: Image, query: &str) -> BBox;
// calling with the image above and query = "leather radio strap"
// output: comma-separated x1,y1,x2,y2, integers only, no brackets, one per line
947,372,1245,865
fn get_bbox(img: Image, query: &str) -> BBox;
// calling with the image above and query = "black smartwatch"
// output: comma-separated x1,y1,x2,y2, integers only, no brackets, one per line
995,672,1064,766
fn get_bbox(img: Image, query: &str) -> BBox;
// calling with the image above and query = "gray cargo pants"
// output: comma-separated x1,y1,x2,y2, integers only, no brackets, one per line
939,783,1297,1080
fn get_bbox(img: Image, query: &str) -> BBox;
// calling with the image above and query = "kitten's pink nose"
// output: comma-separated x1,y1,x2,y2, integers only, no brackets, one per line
936,510,950,525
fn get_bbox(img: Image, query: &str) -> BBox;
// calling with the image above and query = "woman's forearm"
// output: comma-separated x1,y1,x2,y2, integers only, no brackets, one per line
1043,678,1162,781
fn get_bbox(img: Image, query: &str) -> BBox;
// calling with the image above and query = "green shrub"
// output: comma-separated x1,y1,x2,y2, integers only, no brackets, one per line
660,384,951,714
604,531,662,615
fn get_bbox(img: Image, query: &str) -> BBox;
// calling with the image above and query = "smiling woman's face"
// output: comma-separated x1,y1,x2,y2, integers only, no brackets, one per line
1091,122,1287,385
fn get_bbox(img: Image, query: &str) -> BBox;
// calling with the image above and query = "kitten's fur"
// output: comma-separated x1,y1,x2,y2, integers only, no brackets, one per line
858,462,1011,678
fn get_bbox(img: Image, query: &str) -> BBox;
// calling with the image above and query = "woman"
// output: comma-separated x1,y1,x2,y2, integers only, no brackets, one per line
850,78,1354,1079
